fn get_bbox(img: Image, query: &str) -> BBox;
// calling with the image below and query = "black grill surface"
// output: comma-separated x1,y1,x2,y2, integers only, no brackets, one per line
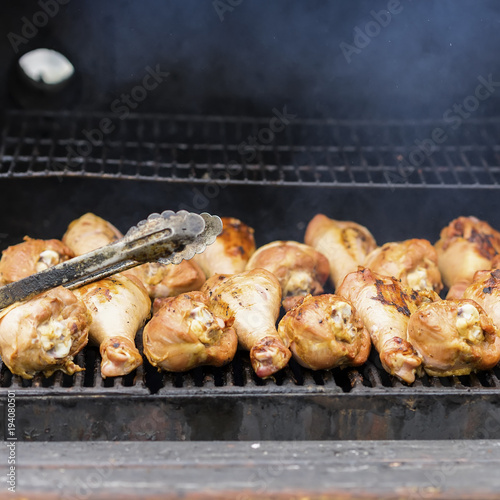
4,345,500,395
2,110,500,188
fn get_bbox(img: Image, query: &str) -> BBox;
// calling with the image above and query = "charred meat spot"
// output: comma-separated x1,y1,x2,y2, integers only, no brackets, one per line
483,272,500,290
396,305,411,315
372,280,412,316
454,219,464,234
468,229,498,259
483,286,493,294
113,342,120,348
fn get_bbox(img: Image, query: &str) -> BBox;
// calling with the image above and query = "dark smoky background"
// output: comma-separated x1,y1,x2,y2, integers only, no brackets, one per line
0,0,499,118
0,1,500,247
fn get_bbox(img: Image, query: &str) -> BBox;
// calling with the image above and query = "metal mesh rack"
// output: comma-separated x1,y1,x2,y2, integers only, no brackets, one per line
2,110,500,187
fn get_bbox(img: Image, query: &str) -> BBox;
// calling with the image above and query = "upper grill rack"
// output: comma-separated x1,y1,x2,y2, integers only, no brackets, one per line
2,110,500,188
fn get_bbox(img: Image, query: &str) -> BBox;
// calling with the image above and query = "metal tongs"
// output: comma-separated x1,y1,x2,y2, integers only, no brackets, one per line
0,210,222,310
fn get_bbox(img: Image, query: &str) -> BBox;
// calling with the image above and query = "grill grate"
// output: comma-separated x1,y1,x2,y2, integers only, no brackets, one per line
2,110,500,187
2,345,500,395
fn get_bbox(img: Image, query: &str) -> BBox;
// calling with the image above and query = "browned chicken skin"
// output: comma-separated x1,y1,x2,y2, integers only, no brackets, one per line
465,269,500,328
463,269,500,361
74,274,151,378
193,217,256,277
305,214,377,290
364,238,443,293
0,237,74,285
278,294,371,370
408,298,499,377
0,287,90,379
202,268,291,378
337,267,435,383
435,216,500,299
143,291,237,372
246,240,330,311
62,212,123,256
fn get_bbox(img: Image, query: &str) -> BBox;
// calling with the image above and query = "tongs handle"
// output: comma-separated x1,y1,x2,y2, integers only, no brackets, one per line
0,210,222,310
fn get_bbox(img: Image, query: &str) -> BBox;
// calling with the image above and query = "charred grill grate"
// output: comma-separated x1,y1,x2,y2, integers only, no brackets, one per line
2,110,500,187
2,347,500,394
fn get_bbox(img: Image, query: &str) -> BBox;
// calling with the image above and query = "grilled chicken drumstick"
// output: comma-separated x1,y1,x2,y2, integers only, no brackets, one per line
0,237,74,285
337,267,436,383
73,274,151,378
305,214,377,290
202,268,291,378
0,287,90,379
364,238,443,293
407,298,499,377
246,241,330,311
143,291,237,372
463,268,500,346
278,294,370,370
193,217,255,277
435,216,500,299
62,212,123,256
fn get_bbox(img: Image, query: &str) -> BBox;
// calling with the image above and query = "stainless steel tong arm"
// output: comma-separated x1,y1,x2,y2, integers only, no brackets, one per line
0,210,222,310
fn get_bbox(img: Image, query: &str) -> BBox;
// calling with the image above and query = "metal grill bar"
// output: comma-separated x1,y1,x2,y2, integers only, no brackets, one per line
2,349,500,395
2,111,500,187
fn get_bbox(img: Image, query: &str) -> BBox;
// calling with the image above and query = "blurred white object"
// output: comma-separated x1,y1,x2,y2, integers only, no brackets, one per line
19,48,74,85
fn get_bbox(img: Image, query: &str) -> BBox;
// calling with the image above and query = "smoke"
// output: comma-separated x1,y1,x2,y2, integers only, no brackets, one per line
101,0,500,119
3,0,500,118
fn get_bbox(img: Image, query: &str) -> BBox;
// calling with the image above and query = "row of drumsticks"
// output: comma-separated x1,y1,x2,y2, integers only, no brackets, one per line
0,212,500,384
